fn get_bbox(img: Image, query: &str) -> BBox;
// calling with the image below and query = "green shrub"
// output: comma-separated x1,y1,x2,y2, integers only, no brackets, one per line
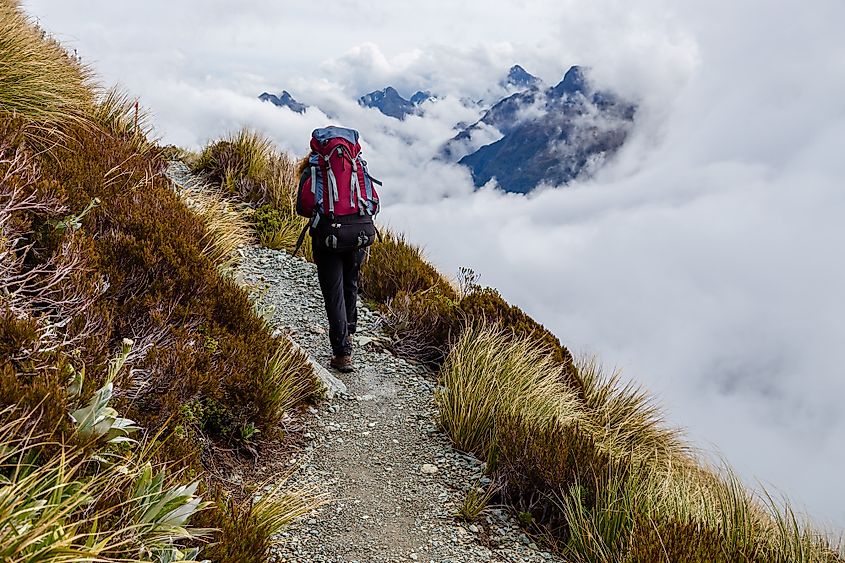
361,231,456,304
252,203,311,259
459,287,573,367
383,289,460,365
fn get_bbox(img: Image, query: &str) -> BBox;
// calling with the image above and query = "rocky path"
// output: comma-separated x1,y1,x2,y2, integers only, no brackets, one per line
237,247,561,563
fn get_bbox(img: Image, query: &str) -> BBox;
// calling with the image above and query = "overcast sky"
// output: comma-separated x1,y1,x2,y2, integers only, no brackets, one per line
23,0,845,534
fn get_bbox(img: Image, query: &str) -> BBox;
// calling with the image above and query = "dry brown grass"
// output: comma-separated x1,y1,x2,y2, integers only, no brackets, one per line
0,3,93,138
169,165,254,269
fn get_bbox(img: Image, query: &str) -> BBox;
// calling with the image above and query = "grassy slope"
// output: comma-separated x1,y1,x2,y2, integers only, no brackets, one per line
0,5,320,562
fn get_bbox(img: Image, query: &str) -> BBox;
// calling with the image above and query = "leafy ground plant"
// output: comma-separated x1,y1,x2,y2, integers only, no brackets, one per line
205,479,327,563
0,407,211,563
457,480,499,522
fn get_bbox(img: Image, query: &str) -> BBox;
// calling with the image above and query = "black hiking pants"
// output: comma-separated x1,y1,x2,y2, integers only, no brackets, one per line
312,240,364,357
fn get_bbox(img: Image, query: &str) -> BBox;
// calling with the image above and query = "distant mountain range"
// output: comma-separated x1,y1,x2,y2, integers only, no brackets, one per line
358,87,433,120
258,65,635,193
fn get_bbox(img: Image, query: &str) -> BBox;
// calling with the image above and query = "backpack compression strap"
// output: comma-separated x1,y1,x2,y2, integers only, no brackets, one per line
324,153,338,215
292,214,320,257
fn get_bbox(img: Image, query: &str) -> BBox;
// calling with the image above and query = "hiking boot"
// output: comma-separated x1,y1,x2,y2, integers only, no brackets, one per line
330,354,354,373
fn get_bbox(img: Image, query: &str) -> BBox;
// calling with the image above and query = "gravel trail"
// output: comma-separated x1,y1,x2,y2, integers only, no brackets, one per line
237,246,562,563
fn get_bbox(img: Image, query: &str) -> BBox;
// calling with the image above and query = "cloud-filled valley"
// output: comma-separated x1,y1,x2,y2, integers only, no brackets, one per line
22,0,845,533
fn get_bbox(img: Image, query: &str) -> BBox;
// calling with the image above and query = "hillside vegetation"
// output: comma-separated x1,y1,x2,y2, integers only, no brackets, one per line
2,2,843,561
0,5,320,562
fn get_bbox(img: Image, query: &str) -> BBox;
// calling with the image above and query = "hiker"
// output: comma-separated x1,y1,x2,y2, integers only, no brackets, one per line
294,126,381,373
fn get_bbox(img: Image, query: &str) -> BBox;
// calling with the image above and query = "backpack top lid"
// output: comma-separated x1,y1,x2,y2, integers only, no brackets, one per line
312,126,359,146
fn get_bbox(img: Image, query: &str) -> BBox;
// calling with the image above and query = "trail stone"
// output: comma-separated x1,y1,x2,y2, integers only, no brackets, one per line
421,464,439,475
307,355,348,399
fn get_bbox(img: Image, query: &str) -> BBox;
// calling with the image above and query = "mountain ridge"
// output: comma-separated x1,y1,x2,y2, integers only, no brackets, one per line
358,86,432,120
256,66,635,194
259,90,308,113
448,66,636,192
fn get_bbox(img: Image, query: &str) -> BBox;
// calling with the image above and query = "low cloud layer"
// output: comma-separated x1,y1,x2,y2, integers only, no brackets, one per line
23,0,845,532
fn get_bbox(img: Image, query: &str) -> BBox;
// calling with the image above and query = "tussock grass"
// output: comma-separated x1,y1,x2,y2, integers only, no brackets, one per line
207,479,328,563
195,129,273,192
259,342,319,424
170,167,255,269
259,214,307,249
437,324,581,458
92,87,154,153
459,287,575,370
184,41,841,563
0,3,93,137
194,128,297,207
457,481,498,522
553,463,652,562
264,147,299,211
577,357,689,467
195,130,314,260
363,238,576,369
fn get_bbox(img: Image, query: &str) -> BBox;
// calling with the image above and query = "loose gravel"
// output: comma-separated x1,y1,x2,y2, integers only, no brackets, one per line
236,240,562,562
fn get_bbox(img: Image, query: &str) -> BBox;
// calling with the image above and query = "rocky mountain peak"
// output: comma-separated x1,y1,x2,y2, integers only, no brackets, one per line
359,87,422,120
258,90,308,113
549,65,589,98
504,65,542,90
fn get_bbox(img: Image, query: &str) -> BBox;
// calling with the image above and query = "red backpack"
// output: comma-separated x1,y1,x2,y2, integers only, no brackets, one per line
295,127,381,253
296,126,380,218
